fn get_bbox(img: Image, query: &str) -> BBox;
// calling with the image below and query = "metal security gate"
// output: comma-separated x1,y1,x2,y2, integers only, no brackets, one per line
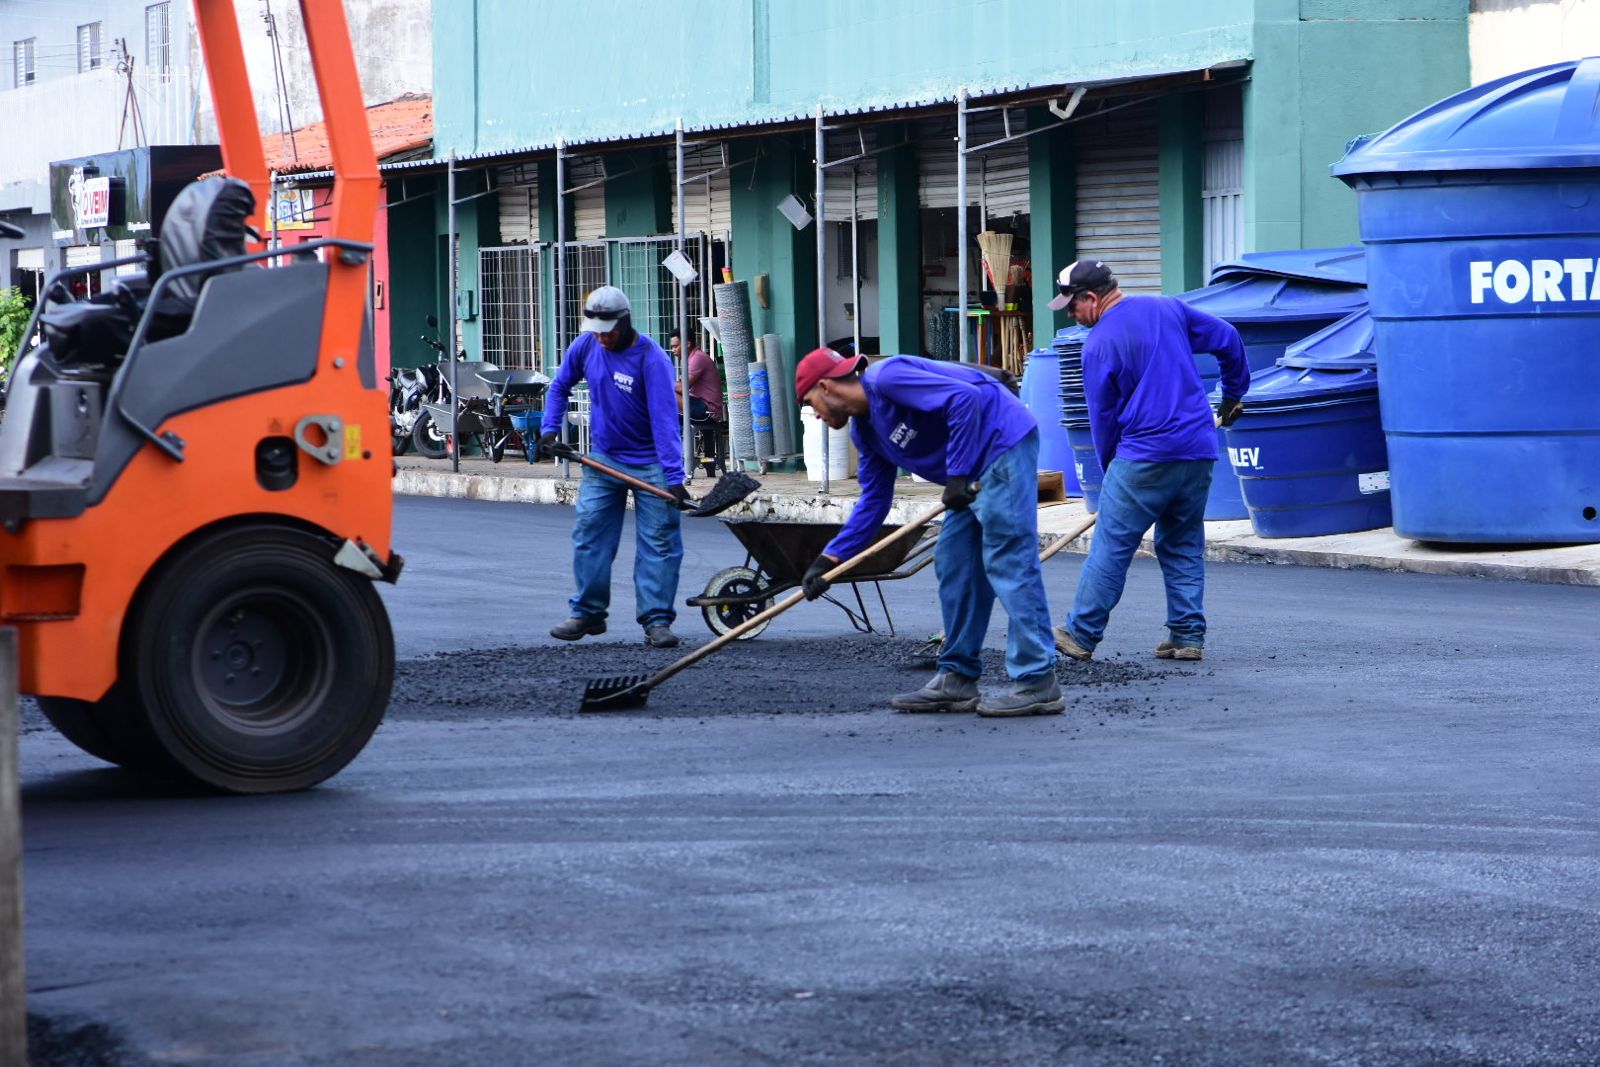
1075,103,1162,293
1203,86,1245,277
479,245,541,370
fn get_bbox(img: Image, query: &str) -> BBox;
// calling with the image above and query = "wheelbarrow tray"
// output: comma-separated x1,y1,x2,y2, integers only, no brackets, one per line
723,519,930,587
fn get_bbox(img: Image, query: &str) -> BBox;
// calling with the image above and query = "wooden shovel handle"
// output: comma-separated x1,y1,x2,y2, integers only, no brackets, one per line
558,448,688,509
640,501,949,690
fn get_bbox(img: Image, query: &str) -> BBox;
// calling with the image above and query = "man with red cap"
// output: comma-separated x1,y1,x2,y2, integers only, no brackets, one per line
795,349,1061,717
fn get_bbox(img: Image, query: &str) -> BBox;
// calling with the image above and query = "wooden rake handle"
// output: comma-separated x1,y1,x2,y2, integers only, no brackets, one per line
638,501,949,691
1038,513,1098,565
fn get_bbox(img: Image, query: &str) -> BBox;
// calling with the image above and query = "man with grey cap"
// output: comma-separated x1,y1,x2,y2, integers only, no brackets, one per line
537,286,688,648
1048,259,1248,663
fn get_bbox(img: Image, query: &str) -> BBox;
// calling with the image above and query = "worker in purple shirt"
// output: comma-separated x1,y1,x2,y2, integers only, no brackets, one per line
1048,260,1249,663
796,349,1062,717
537,286,688,649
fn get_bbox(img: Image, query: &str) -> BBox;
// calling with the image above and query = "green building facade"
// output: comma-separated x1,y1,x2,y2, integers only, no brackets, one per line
393,0,1468,454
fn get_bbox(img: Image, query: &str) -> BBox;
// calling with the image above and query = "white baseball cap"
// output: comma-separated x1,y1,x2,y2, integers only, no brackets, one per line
580,285,632,333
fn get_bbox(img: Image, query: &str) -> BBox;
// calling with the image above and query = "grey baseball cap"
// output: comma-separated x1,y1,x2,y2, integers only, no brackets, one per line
580,285,632,333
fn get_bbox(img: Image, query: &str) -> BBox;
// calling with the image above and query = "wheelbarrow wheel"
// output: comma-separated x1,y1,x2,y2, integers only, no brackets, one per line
700,567,773,640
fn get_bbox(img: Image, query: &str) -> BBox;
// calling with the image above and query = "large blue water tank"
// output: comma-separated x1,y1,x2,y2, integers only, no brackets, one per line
1177,273,1368,520
1332,57,1600,542
1019,348,1077,485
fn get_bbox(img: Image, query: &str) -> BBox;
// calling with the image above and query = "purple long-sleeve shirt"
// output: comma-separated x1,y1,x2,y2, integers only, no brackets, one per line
540,332,685,484
822,356,1036,560
1083,295,1249,470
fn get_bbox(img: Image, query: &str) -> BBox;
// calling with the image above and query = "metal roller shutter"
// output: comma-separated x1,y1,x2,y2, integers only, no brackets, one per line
822,127,878,222
496,168,539,245
567,157,606,240
1203,86,1245,277
671,143,733,238
17,247,44,270
914,112,1028,219
1075,103,1161,294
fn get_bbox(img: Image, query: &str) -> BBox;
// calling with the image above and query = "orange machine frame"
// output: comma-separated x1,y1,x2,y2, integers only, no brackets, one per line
0,0,392,702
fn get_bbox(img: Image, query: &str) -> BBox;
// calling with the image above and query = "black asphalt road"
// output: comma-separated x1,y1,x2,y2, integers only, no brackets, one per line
18,497,1600,1066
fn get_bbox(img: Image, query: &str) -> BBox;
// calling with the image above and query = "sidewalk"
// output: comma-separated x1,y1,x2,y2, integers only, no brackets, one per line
393,457,1600,587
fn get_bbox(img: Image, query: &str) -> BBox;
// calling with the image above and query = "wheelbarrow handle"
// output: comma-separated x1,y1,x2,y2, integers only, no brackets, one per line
554,445,690,510
635,501,949,692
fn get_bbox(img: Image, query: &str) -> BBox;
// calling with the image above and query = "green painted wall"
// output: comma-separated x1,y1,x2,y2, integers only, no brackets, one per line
434,169,499,359
1244,0,1468,251
729,134,816,455
436,0,1255,156
1028,107,1075,345
876,123,920,356
385,178,441,369
606,150,672,238
1158,94,1206,293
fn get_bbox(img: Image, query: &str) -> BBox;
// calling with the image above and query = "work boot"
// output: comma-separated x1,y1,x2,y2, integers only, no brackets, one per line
1155,639,1203,661
550,615,606,641
977,675,1066,718
1052,626,1094,662
889,671,980,713
644,624,680,649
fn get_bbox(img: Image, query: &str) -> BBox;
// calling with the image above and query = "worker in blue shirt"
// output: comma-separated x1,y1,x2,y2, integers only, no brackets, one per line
795,349,1062,717
537,286,688,649
1048,260,1249,663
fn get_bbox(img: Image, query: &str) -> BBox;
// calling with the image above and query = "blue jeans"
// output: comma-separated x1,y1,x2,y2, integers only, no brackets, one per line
936,430,1057,683
570,451,684,629
1065,458,1212,650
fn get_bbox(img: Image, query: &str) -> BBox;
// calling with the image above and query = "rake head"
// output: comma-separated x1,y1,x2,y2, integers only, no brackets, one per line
686,472,762,517
579,674,652,711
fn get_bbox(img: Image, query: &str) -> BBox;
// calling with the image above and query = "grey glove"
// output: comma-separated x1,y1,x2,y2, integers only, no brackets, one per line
534,431,559,460
802,554,838,601
942,476,979,512
667,484,691,505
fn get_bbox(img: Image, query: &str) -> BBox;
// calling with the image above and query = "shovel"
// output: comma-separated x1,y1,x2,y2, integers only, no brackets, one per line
580,500,949,711
553,443,760,518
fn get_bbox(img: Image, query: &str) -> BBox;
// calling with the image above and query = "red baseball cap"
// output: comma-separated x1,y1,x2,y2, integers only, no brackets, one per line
794,347,867,401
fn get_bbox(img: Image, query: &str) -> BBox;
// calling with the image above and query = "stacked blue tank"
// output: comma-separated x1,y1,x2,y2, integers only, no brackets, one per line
1332,57,1600,542
1175,255,1369,519
1219,307,1392,538
1052,326,1099,510
1018,346,1076,486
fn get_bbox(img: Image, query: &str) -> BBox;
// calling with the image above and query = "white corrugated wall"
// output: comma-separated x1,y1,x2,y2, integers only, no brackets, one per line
822,127,879,222
914,113,1029,217
1075,103,1161,294
567,157,607,240
496,168,539,245
1202,86,1245,277
671,143,734,238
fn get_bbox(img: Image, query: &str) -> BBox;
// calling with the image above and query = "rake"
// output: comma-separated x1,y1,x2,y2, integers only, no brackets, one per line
580,501,949,711
554,444,760,518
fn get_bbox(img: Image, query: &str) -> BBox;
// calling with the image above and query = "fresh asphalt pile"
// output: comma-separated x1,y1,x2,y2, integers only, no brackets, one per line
390,636,1179,720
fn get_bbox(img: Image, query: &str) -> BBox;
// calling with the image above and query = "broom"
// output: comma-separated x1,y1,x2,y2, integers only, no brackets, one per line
977,230,1013,307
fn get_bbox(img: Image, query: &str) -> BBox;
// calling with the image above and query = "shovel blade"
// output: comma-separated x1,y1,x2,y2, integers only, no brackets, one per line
580,675,651,711
686,472,762,518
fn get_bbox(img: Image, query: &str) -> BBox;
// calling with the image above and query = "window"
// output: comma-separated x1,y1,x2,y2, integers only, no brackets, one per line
77,23,102,73
13,38,35,87
144,3,170,77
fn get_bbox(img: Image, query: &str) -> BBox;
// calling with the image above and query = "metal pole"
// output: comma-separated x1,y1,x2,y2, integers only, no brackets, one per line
555,139,569,477
815,104,829,495
957,87,969,363
447,152,460,473
676,119,691,479
0,628,24,1067
850,164,861,361
268,170,279,250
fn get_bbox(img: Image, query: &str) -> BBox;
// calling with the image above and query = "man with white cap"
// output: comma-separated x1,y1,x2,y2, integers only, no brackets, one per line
537,286,688,648
1047,259,1249,663
795,348,1062,717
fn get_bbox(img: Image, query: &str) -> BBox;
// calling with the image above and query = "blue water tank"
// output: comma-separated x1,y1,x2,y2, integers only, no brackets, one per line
1019,347,1076,486
1177,274,1369,520
1279,308,1377,370
1332,57,1600,542
1209,246,1367,286
1221,365,1391,538
1065,425,1103,513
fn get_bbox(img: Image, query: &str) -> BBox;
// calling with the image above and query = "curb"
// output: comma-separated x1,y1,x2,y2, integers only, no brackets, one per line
395,470,1600,588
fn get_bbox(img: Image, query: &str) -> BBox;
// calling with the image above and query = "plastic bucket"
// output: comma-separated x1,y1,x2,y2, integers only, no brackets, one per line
1020,348,1077,491
1065,425,1103,514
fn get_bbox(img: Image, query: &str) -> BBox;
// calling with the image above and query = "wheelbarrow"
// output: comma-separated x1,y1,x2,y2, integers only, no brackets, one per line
475,366,550,463
685,517,938,639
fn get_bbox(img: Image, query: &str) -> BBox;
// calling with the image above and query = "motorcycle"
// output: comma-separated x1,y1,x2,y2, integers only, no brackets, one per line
387,361,439,456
